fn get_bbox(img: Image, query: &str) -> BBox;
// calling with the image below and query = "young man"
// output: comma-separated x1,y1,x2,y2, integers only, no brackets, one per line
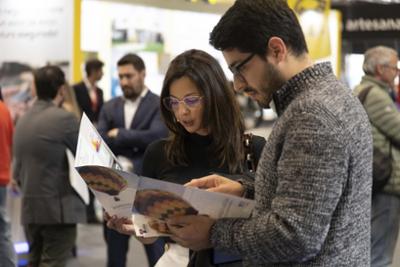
73,58,104,124
98,53,168,267
166,1,373,266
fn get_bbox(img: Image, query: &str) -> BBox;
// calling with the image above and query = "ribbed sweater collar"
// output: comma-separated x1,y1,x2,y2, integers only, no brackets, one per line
273,62,333,116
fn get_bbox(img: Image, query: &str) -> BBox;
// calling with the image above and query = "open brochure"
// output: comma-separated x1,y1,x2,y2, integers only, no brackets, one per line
75,114,255,237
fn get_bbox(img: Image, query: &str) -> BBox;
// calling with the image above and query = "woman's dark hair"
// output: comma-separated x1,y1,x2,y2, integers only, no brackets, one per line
160,49,245,173
34,65,65,101
210,0,308,57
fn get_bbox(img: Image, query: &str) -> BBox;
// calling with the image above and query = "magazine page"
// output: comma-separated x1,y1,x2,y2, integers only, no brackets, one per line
75,113,121,170
76,165,139,218
75,114,135,218
133,177,255,238
75,114,255,237
66,148,89,205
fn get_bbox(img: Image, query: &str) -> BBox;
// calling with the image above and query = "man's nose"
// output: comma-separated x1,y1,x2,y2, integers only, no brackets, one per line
176,102,189,116
233,76,247,92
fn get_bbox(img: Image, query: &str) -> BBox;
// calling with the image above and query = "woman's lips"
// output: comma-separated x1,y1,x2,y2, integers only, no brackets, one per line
181,120,194,127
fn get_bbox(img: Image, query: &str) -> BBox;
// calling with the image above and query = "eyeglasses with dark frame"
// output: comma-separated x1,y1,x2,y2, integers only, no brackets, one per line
163,95,203,111
229,53,255,82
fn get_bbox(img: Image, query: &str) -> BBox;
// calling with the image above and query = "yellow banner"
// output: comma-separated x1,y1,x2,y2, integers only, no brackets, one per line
73,0,83,83
288,0,331,60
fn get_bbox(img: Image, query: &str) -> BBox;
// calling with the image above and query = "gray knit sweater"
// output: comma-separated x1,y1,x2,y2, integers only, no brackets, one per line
210,63,372,266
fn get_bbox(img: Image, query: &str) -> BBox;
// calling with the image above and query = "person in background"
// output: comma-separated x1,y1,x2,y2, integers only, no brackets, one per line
13,66,87,267
62,84,81,119
0,87,17,267
353,46,400,267
0,63,34,123
155,1,372,266
98,53,168,267
73,58,104,223
107,49,266,267
73,58,104,123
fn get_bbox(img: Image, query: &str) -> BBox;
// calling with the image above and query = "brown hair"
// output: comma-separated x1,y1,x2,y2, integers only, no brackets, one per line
160,49,245,173
85,58,104,77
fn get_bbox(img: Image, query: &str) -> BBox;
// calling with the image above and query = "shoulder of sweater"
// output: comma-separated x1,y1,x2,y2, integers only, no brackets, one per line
282,94,362,142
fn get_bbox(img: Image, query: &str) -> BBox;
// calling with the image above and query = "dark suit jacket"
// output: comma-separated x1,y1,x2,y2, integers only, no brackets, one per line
73,81,104,123
13,100,86,225
97,90,168,175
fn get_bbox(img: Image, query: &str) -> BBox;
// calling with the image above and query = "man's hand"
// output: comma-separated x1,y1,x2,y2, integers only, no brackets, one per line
107,128,119,138
185,174,244,197
167,215,215,251
106,214,157,244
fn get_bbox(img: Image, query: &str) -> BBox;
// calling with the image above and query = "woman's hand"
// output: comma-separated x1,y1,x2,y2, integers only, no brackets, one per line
105,213,158,244
185,174,244,197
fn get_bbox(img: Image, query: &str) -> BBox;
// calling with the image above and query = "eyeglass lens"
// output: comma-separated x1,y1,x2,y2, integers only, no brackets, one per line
163,96,202,110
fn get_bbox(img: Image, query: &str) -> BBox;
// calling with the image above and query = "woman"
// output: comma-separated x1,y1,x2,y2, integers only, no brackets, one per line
108,49,265,267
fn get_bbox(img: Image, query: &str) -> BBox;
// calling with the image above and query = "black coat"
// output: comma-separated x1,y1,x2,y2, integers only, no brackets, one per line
73,81,104,123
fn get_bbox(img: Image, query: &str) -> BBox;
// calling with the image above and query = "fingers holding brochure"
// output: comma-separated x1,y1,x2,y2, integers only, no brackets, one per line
106,214,158,244
185,174,244,197
167,215,214,251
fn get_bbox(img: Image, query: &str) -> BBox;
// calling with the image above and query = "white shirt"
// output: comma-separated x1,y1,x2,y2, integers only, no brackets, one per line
124,87,148,129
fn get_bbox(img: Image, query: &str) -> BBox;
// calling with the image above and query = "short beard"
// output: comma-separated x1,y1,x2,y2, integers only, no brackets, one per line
122,86,142,100
259,61,286,108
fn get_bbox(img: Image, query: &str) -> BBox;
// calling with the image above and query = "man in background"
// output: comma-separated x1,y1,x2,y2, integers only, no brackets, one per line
98,53,168,267
0,87,17,267
13,66,86,267
74,58,104,124
353,46,400,267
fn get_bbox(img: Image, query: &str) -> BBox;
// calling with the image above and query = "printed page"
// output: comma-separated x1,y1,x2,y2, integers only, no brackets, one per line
76,165,139,218
132,177,255,237
75,113,121,170
66,148,89,205
75,114,133,218
74,114,255,236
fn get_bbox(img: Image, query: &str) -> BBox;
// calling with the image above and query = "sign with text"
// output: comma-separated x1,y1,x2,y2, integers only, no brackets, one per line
0,0,73,66
333,2,400,40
